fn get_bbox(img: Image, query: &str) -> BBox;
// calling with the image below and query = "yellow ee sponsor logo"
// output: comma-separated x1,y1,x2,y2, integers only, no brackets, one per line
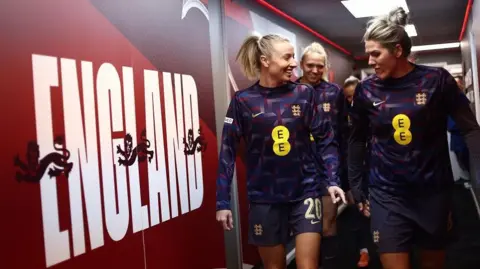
272,125,291,156
392,114,412,145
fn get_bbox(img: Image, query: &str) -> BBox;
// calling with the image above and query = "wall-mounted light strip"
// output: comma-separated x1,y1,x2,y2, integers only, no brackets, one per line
411,42,460,52
459,0,473,41
255,0,352,56
354,42,461,61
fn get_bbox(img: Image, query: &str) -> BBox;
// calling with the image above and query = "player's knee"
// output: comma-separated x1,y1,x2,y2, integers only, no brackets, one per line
296,259,319,269
322,219,337,236
263,265,286,269
296,264,318,269
262,256,287,269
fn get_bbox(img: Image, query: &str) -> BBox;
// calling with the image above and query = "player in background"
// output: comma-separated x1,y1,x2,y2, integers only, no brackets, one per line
342,76,357,104
348,7,480,269
215,34,346,269
297,42,344,269
454,75,465,92
342,76,371,268
448,75,471,176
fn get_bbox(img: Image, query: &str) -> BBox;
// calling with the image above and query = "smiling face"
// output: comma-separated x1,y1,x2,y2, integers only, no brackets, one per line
260,40,297,83
365,40,403,80
300,52,325,85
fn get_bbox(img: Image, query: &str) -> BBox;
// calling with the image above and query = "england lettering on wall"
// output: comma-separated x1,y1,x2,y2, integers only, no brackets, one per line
13,54,207,267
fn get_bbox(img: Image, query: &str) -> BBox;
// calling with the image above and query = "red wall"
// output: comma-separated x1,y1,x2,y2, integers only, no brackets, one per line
0,0,225,268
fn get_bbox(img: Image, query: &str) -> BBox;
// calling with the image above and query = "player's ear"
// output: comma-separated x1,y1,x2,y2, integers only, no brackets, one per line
260,55,269,68
393,44,403,58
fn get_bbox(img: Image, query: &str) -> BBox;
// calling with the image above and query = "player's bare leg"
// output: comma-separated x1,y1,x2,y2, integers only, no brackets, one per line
379,252,411,269
295,232,321,269
258,245,287,269
322,195,338,236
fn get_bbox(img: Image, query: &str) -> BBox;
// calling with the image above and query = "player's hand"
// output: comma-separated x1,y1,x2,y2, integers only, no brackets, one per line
357,200,370,217
327,186,347,204
216,210,234,231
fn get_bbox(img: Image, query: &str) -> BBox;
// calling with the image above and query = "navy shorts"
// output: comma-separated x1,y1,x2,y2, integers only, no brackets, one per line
248,196,323,246
370,189,452,253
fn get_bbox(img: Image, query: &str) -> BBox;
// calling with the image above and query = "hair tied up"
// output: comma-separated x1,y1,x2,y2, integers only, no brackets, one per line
388,6,408,26
236,34,290,81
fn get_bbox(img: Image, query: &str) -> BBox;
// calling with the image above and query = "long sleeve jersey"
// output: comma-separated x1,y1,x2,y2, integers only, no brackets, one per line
216,81,339,210
310,81,346,178
348,64,480,203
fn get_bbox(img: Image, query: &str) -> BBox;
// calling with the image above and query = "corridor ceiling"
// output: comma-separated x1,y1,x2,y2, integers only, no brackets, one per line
246,0,470,58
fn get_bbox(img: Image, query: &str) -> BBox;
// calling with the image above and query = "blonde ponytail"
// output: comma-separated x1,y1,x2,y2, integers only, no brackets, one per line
236,35,261,80
236,33,290,81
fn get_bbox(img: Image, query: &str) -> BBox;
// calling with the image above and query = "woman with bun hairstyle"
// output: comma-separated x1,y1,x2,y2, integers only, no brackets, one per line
348,7,480,269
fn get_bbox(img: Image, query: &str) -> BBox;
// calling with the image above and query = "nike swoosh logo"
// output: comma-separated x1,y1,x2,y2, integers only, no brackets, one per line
373,101,385,106
252,112,263,118
311,220,321,225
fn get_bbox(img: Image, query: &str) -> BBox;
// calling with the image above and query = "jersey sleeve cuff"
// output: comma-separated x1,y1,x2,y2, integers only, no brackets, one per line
216,201,231,211
326,181,339,187
326,176,340,187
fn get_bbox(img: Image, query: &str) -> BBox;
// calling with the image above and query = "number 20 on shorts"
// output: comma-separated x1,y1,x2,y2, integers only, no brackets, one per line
304,198,322,222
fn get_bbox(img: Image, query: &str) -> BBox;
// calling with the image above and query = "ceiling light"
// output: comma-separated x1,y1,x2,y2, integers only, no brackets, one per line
252,30,262,36
405,24,417,37
341,0,409,18
411,42,460,52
